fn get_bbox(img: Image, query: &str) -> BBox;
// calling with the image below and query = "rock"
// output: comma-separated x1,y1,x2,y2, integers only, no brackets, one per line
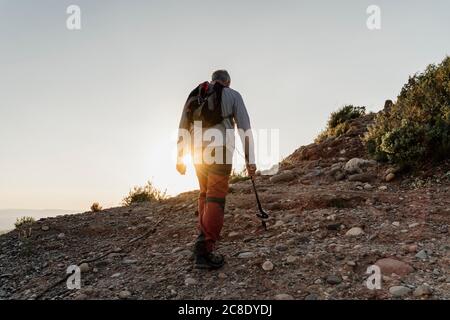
329,164,343,176
345,227,364,237
348,173,376,182
274,293,294,300
185,277,197,286
269,170,296,183
57,233,65,239
389,286,411,297
275,244,288,252
385,173,396,182
407,244,418,253
262,260,274,271
344,158,375,174
415,249,430,260
123,259,138,265
375,258,414,276
378,185,388,191
304,294,318,300
238,252,255,259
228,231,240,238
118,290,131,299
326,275,342,285
286,256,298,264
363,183,373,190
385,166,400,175
392,221,400,227
111,272,121,278
409,222,420,228
413,284,433,297
334,171,345,181
41,226,49,231
218,273,227,279
79,263,90,273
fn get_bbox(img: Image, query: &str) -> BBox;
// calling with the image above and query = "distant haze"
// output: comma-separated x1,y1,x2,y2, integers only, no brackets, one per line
0,209,77,231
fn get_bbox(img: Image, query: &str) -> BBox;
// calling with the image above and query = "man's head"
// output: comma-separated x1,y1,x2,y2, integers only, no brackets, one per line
212,70,231,87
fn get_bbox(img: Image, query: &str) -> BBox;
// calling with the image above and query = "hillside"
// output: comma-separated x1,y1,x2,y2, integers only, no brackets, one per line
0,111,449,300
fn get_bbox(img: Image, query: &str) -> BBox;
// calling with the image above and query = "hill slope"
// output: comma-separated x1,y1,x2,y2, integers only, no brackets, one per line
0,113,449,300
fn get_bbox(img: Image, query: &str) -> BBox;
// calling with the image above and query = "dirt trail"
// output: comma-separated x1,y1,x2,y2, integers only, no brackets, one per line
1,115,449,300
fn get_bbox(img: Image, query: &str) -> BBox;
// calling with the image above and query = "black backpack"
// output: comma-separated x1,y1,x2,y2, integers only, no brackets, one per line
186,81,225,128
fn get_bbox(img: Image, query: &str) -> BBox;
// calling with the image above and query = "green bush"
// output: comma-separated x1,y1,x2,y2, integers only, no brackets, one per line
122,180,168,206
316,105,366,142
90,202,102,212
365,56,450,167
229,167,250,184
14,216,36,229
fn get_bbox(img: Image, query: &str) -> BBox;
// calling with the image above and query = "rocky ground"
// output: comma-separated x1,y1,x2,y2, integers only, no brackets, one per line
0,114,449,300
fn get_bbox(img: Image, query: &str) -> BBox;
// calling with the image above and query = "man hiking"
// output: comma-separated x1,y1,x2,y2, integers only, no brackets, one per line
177,70,256,269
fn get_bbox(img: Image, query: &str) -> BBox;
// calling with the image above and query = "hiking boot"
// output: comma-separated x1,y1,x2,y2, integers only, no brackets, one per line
195,252,225,270
190,233,206,261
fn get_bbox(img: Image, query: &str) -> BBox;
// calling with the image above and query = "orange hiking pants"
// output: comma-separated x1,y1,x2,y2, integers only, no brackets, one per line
195,163,231,253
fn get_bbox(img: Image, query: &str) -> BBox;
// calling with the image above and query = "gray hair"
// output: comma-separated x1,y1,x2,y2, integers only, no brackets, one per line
211,70,231,83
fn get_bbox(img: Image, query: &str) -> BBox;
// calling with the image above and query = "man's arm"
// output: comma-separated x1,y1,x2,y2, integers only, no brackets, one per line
176,92,194,175
232,91,256,175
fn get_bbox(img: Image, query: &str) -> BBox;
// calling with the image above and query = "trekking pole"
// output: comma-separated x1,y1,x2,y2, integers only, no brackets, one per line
250,176,269,230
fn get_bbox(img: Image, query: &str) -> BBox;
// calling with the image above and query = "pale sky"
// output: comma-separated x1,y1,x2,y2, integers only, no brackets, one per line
1,0,449,211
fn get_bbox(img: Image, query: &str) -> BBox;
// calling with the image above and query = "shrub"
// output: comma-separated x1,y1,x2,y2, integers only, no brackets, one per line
122,180,168,206
14,216,36,229
229,167,250,184
316,105,366,142
91,202,102,212
365,56,450,167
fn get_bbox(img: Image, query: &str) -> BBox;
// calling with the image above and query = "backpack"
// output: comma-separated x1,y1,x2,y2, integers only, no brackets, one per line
186,81,225,128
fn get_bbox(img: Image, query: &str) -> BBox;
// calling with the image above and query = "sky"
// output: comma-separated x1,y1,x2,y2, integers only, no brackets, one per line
0,0,449,212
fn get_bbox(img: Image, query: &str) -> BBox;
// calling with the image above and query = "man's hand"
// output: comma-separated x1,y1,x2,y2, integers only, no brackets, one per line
246,163,257,177
176,162,186,175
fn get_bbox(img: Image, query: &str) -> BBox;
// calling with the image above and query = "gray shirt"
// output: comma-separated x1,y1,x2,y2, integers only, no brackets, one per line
177,82,255,164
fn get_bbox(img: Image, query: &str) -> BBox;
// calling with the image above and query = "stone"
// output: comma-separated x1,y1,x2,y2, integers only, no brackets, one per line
79,263,90,273
348,173,376,183
228,231,240,238
409,223,420,228
344,158,375,174
375,258,414,276
41,226,49,231
238,252,255,259
118,290,131,299
123,259,138,265
392,221,400,227
334,171,345,181
262,260,274,271
269,170,296,183
389,286,411,297
286,256,298,264
275,244,288,251
185,277,197,286
111,272,121,278
326,275,342,285
385,173,396,182
304,294,318,300
363,183,373,190
218,273,227,279
345,227,364,237
57,233,65,239
413,284,433,297
274,293,294,300
407,244,418,253
378,185,388,191
415,249,430,260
